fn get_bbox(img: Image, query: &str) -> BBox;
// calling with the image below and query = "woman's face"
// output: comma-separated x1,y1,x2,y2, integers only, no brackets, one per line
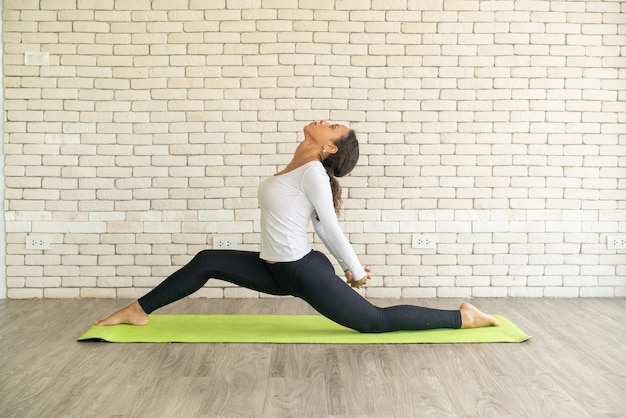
303,120,350,147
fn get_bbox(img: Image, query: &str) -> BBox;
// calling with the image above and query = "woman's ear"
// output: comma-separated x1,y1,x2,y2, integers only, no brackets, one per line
324,143,338,155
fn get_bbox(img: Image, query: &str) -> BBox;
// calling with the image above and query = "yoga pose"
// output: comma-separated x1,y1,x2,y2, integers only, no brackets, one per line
96,120,499,332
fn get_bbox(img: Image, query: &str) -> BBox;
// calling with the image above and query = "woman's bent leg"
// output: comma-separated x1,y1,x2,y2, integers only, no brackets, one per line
96,250,287,326
138,250,287,313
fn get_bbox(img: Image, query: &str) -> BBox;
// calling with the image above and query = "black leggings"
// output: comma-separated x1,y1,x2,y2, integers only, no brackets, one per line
138,249,461,333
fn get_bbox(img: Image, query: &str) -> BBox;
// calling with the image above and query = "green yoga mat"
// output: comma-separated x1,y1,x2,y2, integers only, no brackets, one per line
78,314,530,344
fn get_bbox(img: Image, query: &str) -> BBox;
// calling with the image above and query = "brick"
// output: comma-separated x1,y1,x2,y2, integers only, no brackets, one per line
472,287,508,297
224,288,259,298
79,288,115,298
7,289,44,299
436,287,471,298
401,287,437,298
366,287,402,298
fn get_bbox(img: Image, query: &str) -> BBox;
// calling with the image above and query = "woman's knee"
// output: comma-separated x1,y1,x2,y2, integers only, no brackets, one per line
332,308,388,334
353,319,387,334
181,249,222,278
192,249,211,260
190,249,224,267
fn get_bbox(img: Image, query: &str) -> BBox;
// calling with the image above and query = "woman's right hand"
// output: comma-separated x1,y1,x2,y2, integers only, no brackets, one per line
345,267,371,289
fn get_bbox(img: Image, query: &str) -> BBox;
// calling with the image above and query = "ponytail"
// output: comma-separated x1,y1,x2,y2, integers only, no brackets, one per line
324,166,342,216
322,130,359,216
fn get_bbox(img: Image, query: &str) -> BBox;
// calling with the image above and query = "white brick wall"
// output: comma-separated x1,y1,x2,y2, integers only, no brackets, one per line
2,0,625,299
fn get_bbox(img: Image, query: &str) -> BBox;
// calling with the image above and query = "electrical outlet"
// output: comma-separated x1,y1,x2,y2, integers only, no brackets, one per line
24,51,49,66
26,235,51,250
214,237,237,249
607,236,626,250
412,234,436,250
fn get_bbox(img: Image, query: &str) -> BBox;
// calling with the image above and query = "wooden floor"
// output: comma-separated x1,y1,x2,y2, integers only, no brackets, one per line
1,297,624,417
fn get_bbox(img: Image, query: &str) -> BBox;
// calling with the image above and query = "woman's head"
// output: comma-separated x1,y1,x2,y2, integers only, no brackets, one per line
321,129,359,178
304,121,359,216
303,120,360,177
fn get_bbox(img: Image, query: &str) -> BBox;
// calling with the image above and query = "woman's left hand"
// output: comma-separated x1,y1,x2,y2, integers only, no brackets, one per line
345,267,371,289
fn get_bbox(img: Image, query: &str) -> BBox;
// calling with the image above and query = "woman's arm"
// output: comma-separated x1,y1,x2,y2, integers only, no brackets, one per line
313,217,371,287
311,215,348,270
303,166,367,281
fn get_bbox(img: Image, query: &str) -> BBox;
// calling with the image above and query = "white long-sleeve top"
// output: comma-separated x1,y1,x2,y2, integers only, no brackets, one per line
258,160,367,280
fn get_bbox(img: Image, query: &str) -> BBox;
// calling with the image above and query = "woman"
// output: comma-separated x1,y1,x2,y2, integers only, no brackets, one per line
96,120,499,332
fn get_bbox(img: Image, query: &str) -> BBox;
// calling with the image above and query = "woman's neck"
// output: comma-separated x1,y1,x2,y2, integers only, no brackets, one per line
275,142,323,175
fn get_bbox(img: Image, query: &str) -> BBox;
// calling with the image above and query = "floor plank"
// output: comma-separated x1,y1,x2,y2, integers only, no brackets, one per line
264,376,328,418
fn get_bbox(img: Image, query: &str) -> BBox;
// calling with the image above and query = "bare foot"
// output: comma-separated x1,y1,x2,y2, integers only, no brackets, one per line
460,302,500,329
95,301,149,326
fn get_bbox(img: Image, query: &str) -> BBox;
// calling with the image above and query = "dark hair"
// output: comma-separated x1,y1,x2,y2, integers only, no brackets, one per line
322,129,359,216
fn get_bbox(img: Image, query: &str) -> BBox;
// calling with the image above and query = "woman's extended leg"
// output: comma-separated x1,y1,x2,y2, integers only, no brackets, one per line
96,250,287,326
267,251,498,333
